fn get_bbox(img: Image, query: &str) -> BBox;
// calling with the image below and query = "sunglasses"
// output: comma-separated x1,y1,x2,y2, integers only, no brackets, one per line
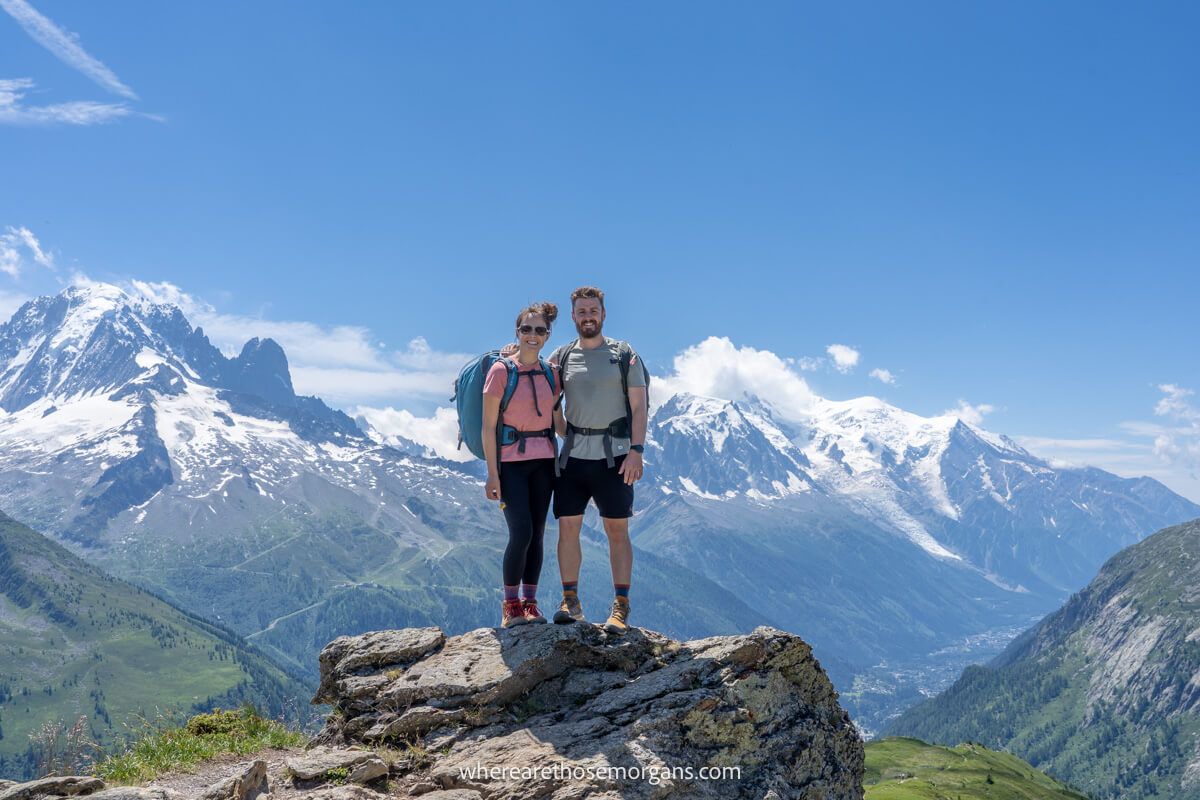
518,325,550,336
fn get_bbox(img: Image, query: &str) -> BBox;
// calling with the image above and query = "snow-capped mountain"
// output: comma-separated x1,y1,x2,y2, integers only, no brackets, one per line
1,283,1196,732
647,393,817,500
0,284,382,546
0,283,772,677
645,391,1200,599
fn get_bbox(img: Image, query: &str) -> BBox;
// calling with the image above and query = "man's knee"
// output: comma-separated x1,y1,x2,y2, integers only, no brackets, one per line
558,516,584,537
601,518,630,540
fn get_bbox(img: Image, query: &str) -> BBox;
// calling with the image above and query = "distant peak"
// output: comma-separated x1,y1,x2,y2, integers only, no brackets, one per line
63,281,128,301
225,336,295,405
237,336,287,361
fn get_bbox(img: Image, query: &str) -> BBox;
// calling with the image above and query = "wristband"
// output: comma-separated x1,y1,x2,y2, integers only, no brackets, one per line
629,444,645,454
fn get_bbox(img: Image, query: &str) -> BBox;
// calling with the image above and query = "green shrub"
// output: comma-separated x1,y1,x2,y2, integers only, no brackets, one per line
94,705,304,785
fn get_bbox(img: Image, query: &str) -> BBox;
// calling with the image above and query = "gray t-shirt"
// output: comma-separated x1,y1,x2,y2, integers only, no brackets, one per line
552,338,647,461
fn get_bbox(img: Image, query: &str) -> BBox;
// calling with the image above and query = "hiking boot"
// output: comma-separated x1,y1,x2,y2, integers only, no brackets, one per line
604,597,630,634
501,599,528,628
553,592,585,624
522,599,548,624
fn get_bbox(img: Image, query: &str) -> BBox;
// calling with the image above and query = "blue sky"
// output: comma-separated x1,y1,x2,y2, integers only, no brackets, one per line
2,1,1198,499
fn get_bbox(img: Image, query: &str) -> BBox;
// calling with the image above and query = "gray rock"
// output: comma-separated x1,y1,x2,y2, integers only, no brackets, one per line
0,776,105,799
314,628,444,705
346,758,388,784
314,623,864,799
198,759,268,799
299,788,386,799
285,747,377,781
87,790,184,800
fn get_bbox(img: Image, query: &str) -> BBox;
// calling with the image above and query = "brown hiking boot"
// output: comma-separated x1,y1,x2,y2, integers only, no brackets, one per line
604,597,630,634
501,599,528,628
553,591,585,624
522,599,548,624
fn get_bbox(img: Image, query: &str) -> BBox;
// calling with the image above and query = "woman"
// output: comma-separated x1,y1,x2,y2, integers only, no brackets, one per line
482,302,561,628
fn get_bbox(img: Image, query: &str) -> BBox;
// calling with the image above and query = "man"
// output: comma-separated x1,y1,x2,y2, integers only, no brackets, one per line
550,286,648,634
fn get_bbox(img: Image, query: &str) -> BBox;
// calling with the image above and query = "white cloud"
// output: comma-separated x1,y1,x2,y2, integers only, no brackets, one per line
869,368,896,385
0,224,55,277
1016,435,1166,474
1017,436,1135,452
1155,384,1200,423
127,279,470,408
0,0,137,99
794,356,824,371
1150,384,1200,478
0,77,132,126
826,344,860,373
1017,384,1200,503
944,399,995,426
655,336,818,420
353,405,470,462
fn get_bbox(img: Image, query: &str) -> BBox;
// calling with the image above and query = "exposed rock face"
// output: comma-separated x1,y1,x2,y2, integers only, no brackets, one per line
0,775,105,799
313,623,864,799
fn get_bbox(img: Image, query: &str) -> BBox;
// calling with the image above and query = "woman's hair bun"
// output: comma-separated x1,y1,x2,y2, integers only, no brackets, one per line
516,301,558,328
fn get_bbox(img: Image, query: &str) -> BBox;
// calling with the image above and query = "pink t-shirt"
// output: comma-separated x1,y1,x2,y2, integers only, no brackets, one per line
483,359,561,462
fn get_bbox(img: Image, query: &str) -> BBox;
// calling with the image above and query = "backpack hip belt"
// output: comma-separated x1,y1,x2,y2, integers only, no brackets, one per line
501,425,560,466
558,417,630,470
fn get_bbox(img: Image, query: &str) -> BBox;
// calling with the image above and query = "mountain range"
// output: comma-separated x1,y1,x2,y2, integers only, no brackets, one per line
0,282,1196,734
885,518,1200,800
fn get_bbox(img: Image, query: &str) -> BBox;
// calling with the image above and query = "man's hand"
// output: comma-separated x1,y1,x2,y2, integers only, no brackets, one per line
485,474,502,502
499,343,519,357
619,450,644,485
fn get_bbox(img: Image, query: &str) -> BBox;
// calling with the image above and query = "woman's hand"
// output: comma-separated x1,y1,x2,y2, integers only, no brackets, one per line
485,473,501,502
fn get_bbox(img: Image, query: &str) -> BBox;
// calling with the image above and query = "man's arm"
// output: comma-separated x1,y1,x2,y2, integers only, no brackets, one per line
619,385,647,485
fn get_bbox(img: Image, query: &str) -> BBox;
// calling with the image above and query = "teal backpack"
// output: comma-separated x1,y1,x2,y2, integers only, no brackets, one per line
453,352,558,464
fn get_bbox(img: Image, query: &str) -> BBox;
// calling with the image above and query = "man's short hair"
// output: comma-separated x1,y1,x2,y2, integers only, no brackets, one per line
571,286,605,310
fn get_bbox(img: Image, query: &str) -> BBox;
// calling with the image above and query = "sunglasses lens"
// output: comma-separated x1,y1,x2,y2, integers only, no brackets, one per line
519,326,549,335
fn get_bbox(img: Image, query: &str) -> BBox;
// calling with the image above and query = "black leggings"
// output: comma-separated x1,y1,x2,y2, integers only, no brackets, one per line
500,458,555,587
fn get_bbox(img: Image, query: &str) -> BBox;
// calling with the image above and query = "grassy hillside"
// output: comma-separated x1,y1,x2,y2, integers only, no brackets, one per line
0,511,313,781
865,738,1089,799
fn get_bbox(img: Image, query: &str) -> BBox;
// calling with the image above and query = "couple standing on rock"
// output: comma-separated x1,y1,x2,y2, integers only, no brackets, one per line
481,286,648,634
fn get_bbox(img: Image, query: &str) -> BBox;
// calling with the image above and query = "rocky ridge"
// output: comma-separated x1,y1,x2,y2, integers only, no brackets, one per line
1,623,863,799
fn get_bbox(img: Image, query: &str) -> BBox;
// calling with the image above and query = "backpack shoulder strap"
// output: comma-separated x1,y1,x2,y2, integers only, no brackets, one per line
552,340,578,412
613,340,649,432
537,357,557,395
614,341,633,420
498,357,520,412
555,340,578,371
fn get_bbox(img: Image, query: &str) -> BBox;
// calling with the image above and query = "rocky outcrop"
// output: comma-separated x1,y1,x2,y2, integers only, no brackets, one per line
0,624,862,799
313,622,864,799
0,776,105,799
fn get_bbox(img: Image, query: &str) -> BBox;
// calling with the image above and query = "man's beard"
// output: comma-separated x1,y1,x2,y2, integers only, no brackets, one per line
576,319,603,340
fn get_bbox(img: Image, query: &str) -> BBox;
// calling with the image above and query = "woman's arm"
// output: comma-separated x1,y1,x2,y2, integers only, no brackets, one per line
482,393,502,501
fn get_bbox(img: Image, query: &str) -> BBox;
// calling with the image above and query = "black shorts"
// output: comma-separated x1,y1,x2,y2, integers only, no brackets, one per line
552,455,634,519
